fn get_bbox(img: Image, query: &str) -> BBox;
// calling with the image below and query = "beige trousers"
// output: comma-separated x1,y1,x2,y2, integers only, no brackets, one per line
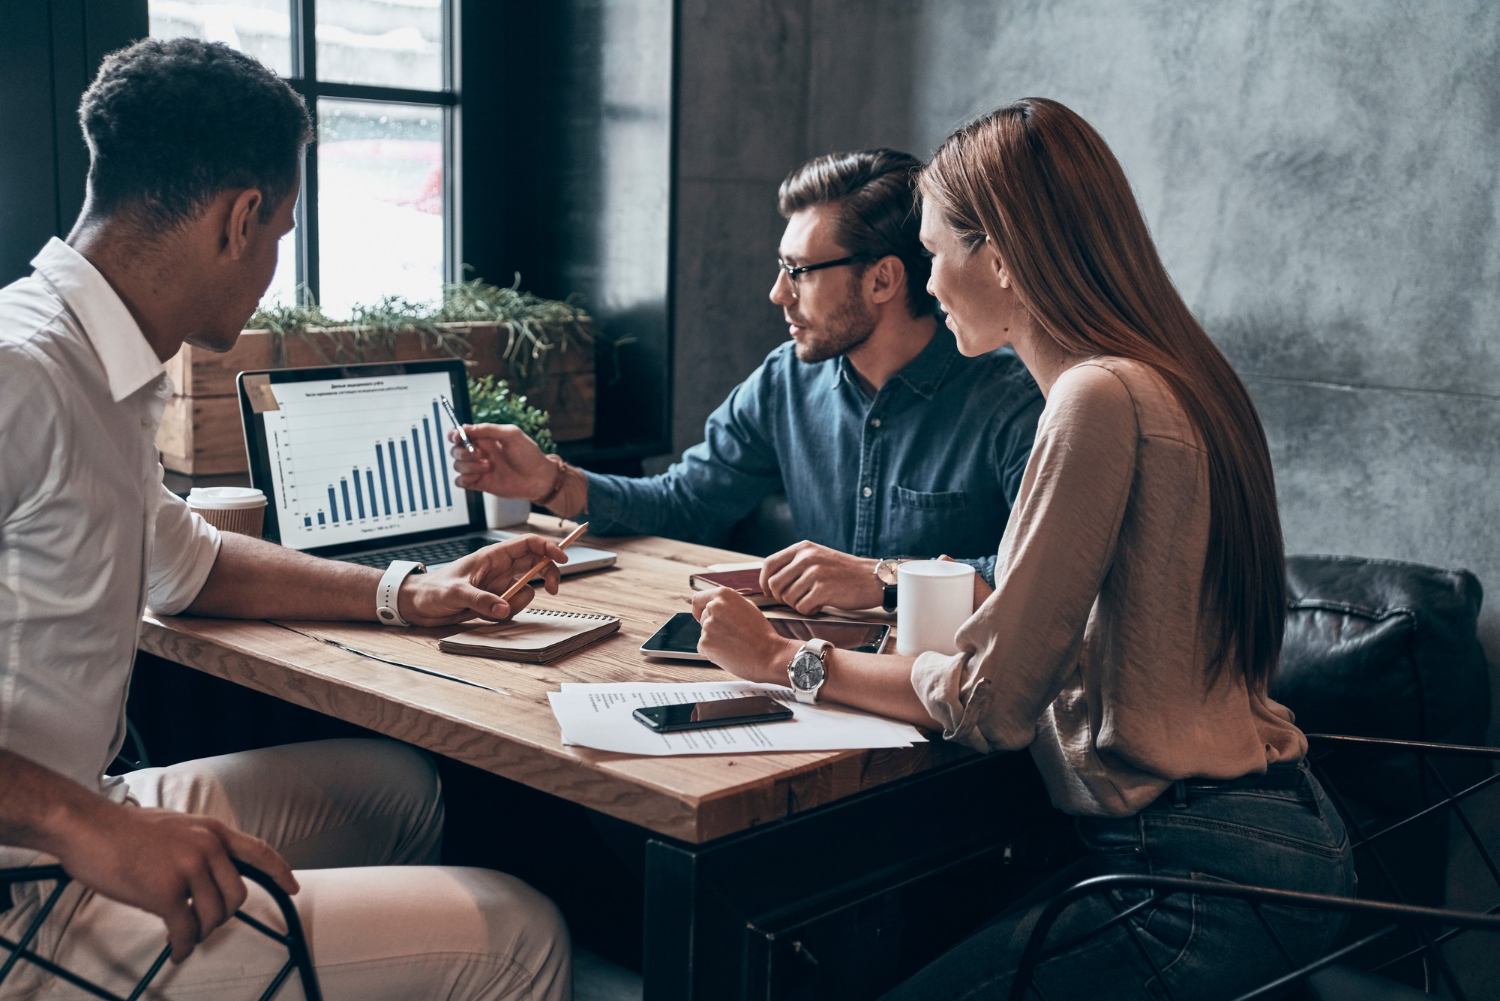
0,739,571,1000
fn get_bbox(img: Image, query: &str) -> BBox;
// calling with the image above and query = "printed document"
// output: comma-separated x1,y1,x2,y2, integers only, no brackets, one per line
548,681,927,755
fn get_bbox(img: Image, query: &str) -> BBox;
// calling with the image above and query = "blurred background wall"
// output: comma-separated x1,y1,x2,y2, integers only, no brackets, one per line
668,0,1500,713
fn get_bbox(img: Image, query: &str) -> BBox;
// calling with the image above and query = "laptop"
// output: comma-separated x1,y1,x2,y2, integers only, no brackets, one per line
236,359,616,575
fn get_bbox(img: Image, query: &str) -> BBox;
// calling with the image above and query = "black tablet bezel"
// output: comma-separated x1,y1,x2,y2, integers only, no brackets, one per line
237,359,484,555
639,612,892,661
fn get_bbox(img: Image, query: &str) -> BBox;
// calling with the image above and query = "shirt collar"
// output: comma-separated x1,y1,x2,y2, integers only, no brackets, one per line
31,237,165,402
875,324,960,401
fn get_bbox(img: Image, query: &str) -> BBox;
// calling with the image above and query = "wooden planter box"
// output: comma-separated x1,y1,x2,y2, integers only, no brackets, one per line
158,321,596,475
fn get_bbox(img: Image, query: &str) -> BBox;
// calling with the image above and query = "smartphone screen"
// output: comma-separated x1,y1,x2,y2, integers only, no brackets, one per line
633,695,795,733
640,612,890,661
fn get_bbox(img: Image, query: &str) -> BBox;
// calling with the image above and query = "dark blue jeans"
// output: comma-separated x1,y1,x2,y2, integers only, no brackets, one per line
882,763,1357,1000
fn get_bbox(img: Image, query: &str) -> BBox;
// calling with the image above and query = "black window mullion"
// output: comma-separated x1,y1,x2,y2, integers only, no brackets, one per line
293,0,319,305
310,81,456,107
446,0,460,285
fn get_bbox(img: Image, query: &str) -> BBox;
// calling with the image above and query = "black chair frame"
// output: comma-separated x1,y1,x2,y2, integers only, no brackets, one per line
1007,734,1500,1001
0,859,322,1001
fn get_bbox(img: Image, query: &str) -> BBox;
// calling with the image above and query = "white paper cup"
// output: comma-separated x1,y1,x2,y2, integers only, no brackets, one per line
187,487,267,538
896,560,976,656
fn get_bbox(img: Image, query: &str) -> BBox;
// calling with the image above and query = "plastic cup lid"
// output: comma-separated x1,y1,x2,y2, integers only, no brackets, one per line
187,486,267,510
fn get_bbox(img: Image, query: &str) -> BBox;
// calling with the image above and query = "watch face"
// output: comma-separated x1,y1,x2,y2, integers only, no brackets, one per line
875,559,900,586
790,650,826,691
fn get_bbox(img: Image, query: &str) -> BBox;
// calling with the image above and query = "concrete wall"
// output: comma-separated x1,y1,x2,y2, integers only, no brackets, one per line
671,0,1500,679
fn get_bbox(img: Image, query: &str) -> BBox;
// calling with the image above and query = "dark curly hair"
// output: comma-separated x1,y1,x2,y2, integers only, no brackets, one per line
79,38,312,229
777,149,937,318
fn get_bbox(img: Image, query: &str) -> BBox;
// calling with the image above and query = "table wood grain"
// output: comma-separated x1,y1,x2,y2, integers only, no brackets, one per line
140,517,965,843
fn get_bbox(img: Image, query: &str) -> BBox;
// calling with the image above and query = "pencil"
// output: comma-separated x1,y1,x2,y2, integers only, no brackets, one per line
499,522,589,604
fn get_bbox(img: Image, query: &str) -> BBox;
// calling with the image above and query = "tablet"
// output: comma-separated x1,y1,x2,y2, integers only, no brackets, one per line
640,612,891,661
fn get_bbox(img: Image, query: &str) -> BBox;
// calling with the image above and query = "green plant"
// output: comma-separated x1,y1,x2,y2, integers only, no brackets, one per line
244,274,599,391
467,375,555,454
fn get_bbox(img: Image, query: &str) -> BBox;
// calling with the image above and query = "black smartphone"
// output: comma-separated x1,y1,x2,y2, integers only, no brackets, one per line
639,612,891,661
633,695,795,733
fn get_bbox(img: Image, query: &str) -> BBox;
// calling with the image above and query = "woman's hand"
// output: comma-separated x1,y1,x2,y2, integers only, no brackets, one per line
691,587,800,683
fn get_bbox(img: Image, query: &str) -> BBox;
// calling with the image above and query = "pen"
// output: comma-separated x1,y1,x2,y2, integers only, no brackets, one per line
440,395,476,452
499,522,590,604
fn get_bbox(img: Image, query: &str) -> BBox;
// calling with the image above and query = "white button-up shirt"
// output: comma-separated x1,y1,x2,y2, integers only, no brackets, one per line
0,238,221,808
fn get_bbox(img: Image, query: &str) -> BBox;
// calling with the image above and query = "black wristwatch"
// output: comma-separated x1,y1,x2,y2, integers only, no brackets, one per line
874,557,904,613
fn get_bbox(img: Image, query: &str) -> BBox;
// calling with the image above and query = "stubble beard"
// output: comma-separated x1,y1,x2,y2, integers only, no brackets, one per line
791,287,877,364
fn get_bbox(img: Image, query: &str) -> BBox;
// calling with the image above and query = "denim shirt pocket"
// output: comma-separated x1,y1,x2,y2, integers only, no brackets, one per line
891,485,970,510
885,485,1003,559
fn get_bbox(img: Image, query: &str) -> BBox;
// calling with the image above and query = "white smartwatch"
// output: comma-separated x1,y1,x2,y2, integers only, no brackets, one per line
377,560,426,627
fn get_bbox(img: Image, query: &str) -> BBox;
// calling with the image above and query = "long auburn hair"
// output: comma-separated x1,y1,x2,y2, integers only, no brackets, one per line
920,98,1285,691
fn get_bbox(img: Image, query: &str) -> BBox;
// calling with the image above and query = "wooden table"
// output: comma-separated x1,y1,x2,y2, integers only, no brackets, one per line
140,517,1050,999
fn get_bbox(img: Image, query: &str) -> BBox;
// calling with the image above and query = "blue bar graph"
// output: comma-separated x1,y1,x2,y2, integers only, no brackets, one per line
430,403,453,507
387,441,403,513
401,440,416,511
304,400,459,529
411,428,429,510
376,449,392,515
423,416,442,508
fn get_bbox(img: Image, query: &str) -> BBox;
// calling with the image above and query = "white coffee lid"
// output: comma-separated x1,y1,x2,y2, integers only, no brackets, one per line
187,486,267,510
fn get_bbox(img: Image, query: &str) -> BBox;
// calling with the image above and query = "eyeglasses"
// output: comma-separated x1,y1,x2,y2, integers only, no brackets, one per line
775,255,874,295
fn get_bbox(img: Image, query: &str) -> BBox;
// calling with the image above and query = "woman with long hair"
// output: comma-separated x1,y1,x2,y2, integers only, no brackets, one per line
691,98,1355,999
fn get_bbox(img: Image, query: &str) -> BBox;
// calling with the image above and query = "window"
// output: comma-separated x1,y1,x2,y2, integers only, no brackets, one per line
148,0,456,314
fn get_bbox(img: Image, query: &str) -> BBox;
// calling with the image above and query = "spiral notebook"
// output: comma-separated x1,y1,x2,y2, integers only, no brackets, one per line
438,609,621,663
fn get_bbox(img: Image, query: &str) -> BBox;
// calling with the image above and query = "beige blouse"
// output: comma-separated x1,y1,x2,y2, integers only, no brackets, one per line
911,356,1305,817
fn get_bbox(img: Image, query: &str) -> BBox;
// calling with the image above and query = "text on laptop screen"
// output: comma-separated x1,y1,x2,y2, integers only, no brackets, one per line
261,372,470,550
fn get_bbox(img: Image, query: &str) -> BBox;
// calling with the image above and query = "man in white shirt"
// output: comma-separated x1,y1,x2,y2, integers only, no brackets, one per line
0,39,570,999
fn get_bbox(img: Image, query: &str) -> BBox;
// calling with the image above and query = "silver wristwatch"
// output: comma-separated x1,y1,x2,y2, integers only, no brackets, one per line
377,560,426,627
787,638,832,705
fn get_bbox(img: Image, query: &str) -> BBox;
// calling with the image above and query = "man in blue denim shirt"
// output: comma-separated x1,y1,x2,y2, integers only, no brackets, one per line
453,150,1043,613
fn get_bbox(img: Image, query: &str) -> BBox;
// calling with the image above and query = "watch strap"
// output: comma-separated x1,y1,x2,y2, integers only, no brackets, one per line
882,582,898,613
377,560,426,627
790,638,833,704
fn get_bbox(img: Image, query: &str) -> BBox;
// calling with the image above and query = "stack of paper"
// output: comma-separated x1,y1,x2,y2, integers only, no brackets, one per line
548,681,927,755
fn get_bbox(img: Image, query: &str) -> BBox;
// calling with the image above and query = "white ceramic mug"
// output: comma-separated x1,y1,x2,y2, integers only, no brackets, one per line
895,560,976,656
187,486,268,538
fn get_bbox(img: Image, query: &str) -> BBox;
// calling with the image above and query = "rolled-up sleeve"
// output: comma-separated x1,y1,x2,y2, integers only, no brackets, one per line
908,364,1139,753
583,362,784,542
146,481,221,614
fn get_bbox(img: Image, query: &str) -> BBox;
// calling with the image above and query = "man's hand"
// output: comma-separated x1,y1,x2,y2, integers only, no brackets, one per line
398,533,566,625
449,424,554,501
760,541,884,615
51,800,297,963
691,587,799,683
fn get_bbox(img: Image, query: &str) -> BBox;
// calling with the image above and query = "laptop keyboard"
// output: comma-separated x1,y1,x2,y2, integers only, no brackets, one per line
340,535,498,569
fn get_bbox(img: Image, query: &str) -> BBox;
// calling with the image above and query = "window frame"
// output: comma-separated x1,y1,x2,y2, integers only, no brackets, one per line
283,0,460,307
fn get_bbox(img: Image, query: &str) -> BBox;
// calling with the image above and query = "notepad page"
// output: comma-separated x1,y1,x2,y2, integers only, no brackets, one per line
446,609,615,654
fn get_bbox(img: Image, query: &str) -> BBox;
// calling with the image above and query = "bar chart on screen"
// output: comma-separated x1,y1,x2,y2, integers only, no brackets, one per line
260,372,471,550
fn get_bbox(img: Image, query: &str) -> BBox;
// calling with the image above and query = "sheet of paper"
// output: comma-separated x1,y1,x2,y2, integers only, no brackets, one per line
548,681,926,755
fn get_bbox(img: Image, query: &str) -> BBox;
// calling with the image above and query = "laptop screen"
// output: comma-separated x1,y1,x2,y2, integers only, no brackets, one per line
239,360,484,554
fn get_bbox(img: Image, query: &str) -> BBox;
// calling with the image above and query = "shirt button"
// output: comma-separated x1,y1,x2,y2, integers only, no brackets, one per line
870,418,881,428
862,487,873,498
